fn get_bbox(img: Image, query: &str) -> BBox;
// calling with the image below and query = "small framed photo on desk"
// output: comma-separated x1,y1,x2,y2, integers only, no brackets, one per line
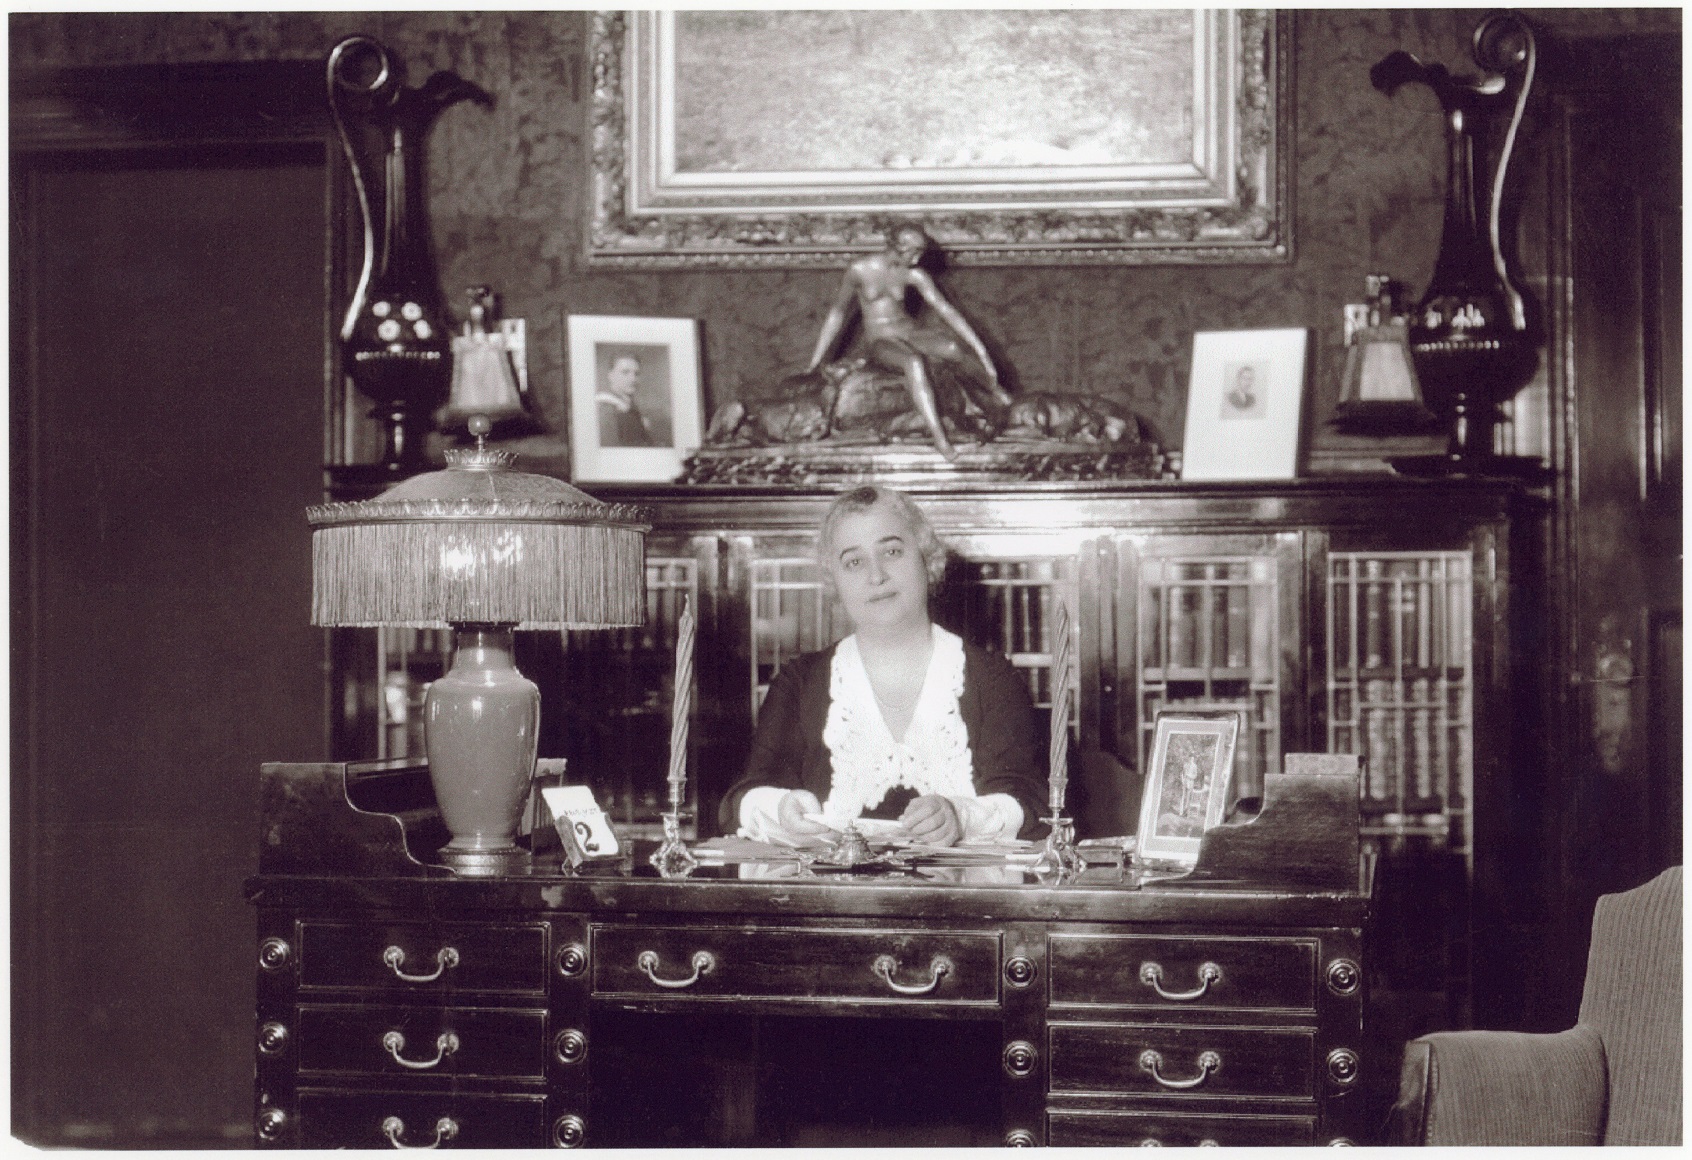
1136,711,1241,865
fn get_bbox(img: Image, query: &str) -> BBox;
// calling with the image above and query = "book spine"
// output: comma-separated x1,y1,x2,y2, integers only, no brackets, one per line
1411,676,1433,800
1364,679,1394,802
1364,558,1385,670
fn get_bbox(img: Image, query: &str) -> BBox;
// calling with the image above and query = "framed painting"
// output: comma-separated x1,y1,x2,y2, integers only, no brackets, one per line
566,314,702,483
1136,711,1241,866
588,10,1290,268
1179,327,1309,481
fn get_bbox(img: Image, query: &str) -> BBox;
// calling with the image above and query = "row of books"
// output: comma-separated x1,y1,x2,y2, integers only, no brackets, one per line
1330,555,1471,673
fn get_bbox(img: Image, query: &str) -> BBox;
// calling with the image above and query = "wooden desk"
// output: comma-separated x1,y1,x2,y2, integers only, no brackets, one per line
247,763,1372,1147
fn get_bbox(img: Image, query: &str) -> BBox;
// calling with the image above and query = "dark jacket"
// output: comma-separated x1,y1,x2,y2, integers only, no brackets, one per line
598,399,654,447
718,638,1049,837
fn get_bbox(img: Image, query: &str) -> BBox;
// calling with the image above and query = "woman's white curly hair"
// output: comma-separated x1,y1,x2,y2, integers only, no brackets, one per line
816,485,948,591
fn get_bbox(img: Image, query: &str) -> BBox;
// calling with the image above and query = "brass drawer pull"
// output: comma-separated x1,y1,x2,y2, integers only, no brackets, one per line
1138,960,1221,1001
382,1030,459,1070
872,953,952,995
381,1115,458,1149
1139,1048,1222,1090
637,949,714,989
383,945,460,983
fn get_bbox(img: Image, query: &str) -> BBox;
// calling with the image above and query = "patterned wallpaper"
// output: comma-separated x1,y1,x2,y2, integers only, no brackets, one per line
12,9,1674,467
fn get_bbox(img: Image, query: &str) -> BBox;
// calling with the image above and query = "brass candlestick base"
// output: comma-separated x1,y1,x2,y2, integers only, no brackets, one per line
1034,815,1085,880
649,812,698,879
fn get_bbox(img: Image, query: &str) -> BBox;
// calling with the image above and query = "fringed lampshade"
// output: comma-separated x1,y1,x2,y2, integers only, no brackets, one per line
309,436,651,873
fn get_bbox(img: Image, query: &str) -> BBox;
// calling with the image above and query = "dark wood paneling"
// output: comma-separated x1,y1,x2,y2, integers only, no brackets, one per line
11,61,336,1147
1536,33,1682,1028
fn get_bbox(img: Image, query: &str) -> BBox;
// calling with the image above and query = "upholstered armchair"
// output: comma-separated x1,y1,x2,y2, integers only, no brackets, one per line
1391,865,1682,1145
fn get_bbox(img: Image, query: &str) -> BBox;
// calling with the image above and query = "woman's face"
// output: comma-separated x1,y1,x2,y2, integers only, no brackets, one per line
825,501,930,634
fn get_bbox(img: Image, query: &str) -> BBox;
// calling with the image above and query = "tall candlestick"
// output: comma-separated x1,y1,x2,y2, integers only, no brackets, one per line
666,596,695,811
1048,598,1072,813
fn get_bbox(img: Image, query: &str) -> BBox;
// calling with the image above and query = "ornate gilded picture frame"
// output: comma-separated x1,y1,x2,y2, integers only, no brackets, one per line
588,10,1291,269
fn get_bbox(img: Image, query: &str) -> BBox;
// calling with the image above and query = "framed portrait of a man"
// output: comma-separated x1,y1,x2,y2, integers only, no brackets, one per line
567,314,702,483
1179,328,1309,481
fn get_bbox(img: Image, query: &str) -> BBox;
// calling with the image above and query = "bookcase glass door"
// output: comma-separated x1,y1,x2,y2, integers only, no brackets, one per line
1326,550,1474,855
1121,533,1299,806
555,556,699,836
373,628,452,760
342,559,700,838
745,541,1078,744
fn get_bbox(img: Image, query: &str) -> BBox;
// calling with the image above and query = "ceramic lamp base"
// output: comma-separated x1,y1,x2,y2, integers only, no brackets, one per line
425,625,538,875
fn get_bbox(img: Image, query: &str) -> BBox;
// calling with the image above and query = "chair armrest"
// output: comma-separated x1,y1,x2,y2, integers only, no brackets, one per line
1391,1024,1607,1145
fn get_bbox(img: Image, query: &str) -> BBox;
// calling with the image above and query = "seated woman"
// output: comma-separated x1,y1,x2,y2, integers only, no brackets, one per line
719,485,1047,847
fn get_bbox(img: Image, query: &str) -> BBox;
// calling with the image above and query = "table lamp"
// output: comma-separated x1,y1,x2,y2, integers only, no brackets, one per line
308,417,651,873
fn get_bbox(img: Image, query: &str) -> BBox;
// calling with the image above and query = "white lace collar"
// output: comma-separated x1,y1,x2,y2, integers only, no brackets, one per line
819,625,975,824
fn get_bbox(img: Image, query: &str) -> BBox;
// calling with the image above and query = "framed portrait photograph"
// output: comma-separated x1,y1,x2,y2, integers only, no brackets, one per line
588,10,1289,268
1136,711,1241,866
1179,328,1309,481
567,314,703,483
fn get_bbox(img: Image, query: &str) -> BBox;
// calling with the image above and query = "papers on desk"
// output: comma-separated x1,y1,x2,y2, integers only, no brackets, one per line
693,833,1037,867
693,836,810,863
900,840,1039,865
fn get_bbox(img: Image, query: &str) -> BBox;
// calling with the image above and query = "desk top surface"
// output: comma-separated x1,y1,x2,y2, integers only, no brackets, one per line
248,840,1371,927
249,762,1371,925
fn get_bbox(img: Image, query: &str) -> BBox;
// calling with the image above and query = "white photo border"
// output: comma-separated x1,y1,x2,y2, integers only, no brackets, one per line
1179,327,1309,481
566,314,702,483
1136,710,1241,865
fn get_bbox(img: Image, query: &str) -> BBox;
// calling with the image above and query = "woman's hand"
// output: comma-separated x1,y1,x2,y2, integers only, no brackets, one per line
774,790,831,840
900,794,962,847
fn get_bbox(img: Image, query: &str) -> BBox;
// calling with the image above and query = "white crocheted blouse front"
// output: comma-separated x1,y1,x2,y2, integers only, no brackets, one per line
737,626,1023,842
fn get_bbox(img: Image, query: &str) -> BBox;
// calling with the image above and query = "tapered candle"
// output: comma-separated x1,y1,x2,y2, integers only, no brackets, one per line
1048,598,1072,813
666,596,696,811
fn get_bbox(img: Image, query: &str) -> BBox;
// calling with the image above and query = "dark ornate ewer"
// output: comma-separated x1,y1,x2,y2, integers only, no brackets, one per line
1372,14,1539,471
328,37,492,471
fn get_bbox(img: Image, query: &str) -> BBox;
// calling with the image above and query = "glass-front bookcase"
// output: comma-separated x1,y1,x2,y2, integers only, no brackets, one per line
327,478,1531,1028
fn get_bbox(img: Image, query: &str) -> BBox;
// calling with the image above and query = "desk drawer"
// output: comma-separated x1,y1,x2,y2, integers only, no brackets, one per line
1048,1109,1315,1147
298,922,547,994
1049,934,1316,1010
592,925,999,1005
297,1090,549,1148
297,1005,548,1079
1049,1022,1314,1099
